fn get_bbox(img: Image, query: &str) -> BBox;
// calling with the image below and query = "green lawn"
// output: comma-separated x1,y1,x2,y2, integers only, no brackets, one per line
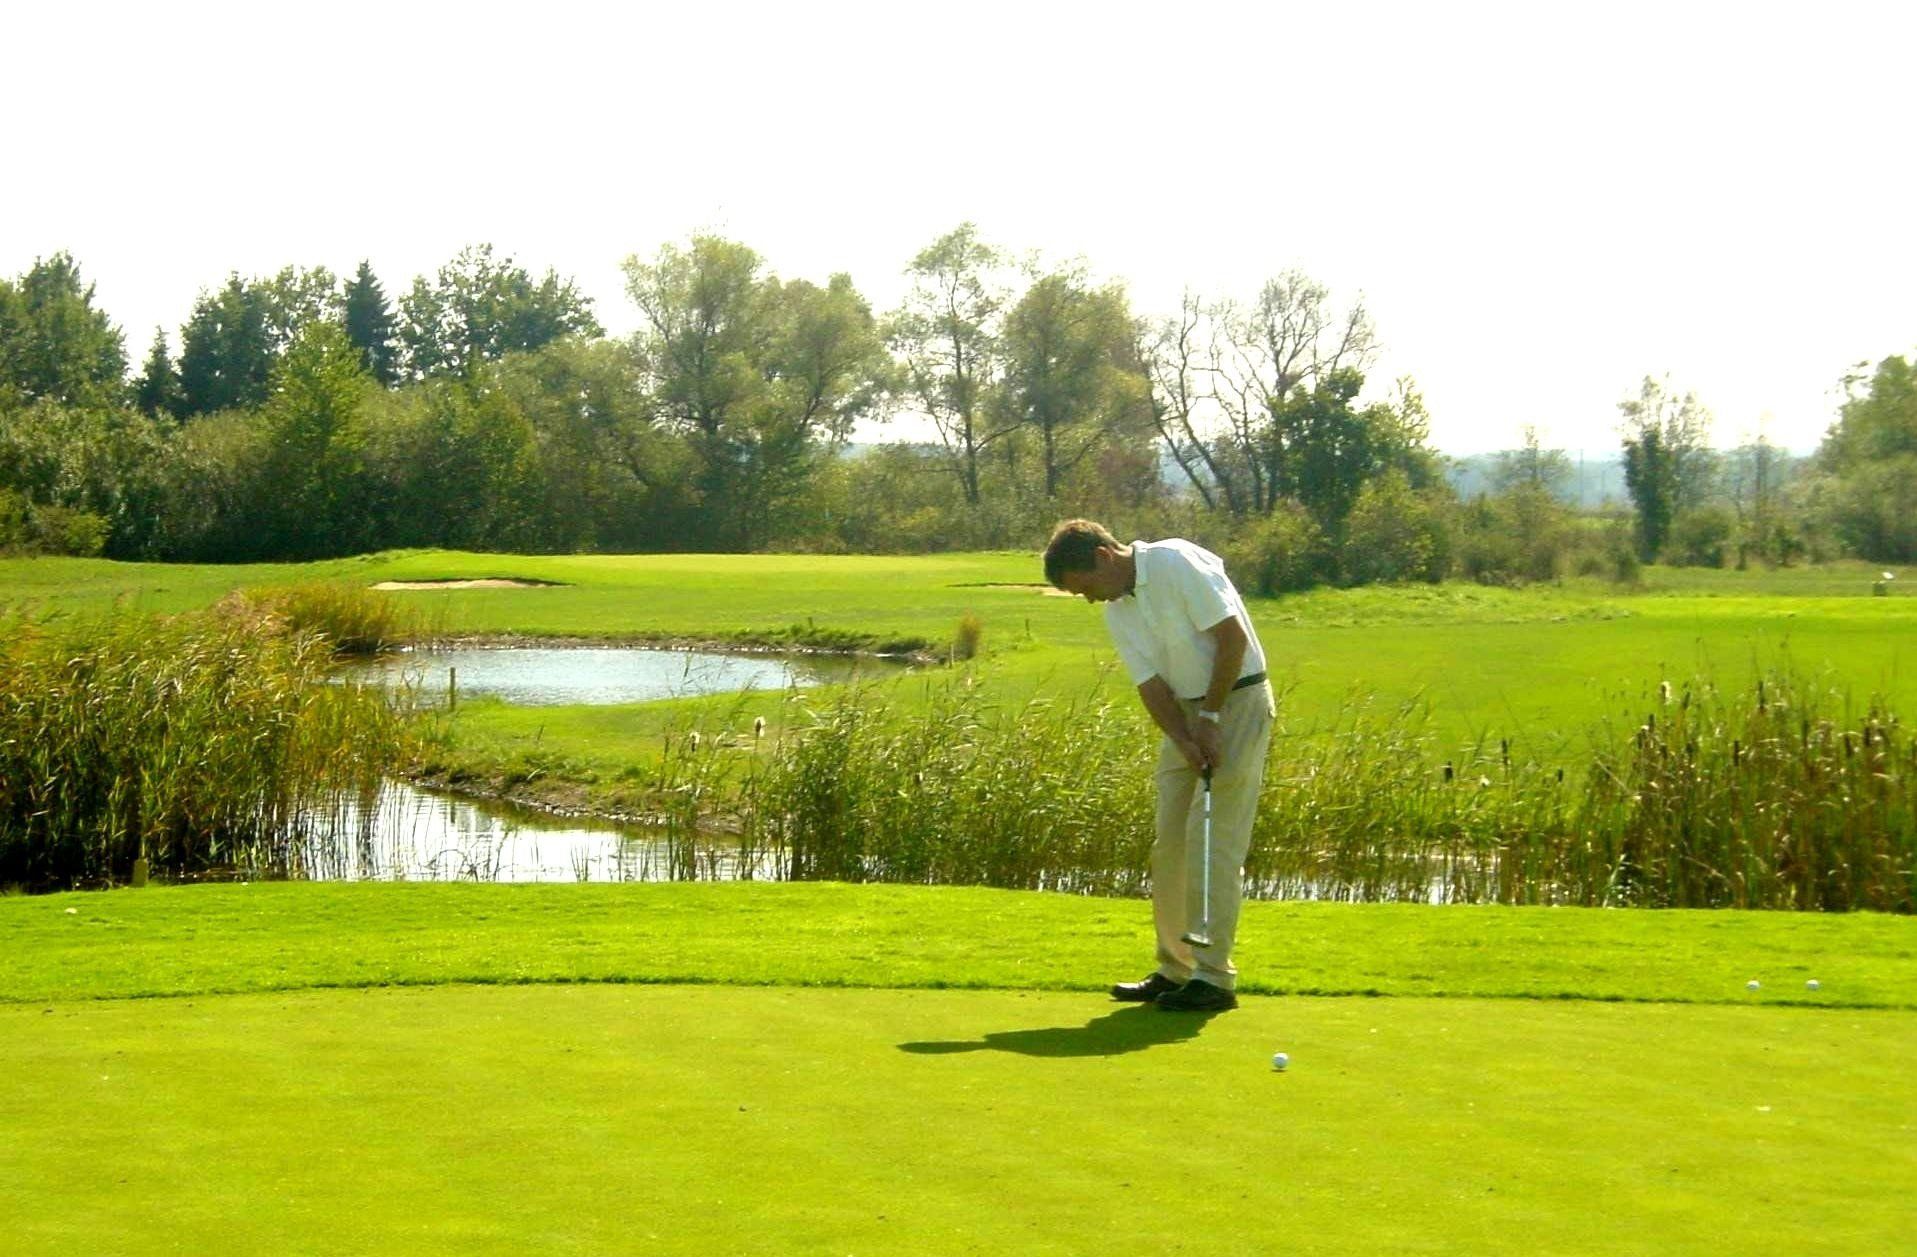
3,883,1914,1255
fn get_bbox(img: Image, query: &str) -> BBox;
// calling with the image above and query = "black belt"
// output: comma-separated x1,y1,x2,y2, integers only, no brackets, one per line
1188,671,1266,702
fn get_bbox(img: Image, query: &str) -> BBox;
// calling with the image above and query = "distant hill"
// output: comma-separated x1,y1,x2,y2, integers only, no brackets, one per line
841,441,1805,514
1445,453,1629,510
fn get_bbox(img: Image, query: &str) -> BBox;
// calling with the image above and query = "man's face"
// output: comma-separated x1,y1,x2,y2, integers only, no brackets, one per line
1057,546,1128,603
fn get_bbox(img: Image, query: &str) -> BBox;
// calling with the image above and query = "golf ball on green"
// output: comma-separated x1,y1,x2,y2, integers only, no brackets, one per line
1806,979,1820,991
1272,1052,1289,1071
1746,980,1760,991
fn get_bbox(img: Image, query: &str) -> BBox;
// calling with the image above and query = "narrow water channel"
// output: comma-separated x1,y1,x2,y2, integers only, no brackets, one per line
303,781,771,883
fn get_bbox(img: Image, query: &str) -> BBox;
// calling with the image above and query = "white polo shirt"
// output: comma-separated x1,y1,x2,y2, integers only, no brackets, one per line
1103,538,1267,699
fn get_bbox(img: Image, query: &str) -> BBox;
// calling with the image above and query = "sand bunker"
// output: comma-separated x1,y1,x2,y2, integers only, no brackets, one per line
372,579,560,591
956,582,1077,597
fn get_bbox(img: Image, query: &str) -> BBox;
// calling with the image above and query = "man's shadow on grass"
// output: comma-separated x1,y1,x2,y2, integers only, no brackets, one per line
897,1003,1218,1058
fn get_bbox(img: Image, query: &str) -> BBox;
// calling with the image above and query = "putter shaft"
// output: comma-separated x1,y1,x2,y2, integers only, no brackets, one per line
1180,767,1213,947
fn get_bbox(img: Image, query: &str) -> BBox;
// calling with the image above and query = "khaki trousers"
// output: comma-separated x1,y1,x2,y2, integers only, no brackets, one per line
1151,680,1274,991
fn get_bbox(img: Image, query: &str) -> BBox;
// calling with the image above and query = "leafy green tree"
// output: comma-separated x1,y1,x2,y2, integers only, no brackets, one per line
140,408,271,561
254,323,373,558
0,400,168,557
0,253,127,410
342,261,401,384
996,267,1148,499
1825,355,1917,467
886,224,1014,506
1619,376,1714,562
399,244,601,379
133,328,184,420
623,236,885,549
1815,354,1917,561
489,338,685,551
1262,370,1438,538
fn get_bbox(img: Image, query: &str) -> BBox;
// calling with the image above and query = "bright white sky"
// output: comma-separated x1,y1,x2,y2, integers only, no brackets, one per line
6,0,1912,454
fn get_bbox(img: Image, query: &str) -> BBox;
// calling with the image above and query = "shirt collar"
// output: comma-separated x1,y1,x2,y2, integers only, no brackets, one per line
1125,540,1149,597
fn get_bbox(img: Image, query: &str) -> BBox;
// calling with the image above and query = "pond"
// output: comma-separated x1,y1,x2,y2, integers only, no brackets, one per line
343,645,906,706
299,781,771,883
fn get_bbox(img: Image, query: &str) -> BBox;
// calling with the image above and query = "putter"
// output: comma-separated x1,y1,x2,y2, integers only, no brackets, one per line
1181,767,1213,948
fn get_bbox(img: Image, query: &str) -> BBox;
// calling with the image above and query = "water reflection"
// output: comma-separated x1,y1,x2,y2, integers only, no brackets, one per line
304,781,773,883
344,645,902,707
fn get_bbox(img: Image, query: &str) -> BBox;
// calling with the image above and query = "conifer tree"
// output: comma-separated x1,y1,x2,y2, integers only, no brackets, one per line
342,260,400,385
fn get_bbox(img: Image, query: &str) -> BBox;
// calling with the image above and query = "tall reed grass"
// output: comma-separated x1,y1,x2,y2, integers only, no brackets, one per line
640,668,1911,912
252,581,430,656
0,596,413,890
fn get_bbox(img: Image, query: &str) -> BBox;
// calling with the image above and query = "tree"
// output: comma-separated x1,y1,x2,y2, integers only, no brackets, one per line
133,328,184,420
399,244,601,378
1492,426,1572,496
178,277,275,416
885,224,1015,506
1260,368,1439,540
1619,376,1714,562
0,252,127,410
623,236,885,549
342,261,400,384
1206,271,1379,515
1723,435,1794,566
1815,355,1917,561
490,338,684,551
254,323,373,558
996,266,1148,499
1141,292,1236,513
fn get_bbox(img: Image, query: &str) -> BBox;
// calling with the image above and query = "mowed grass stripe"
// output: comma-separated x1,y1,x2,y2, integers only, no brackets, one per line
3,985,1912,1256
5,883,1913,1008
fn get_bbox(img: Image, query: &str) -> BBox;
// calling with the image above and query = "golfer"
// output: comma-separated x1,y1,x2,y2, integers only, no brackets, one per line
1043,519,1274,1012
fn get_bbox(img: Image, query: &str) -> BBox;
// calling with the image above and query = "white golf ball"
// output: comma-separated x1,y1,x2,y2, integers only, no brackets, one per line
1806,979,1820,991
1746,980,1761,991
1272,1052,1289,1071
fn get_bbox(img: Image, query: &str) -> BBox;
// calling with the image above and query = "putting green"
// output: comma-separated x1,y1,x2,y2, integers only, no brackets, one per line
3,985,1910,1255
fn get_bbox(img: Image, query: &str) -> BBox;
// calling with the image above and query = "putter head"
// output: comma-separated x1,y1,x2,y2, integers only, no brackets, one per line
1180,931,1212,948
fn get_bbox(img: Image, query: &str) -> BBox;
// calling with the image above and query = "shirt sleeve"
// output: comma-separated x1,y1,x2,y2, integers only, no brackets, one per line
1169,547,1233,633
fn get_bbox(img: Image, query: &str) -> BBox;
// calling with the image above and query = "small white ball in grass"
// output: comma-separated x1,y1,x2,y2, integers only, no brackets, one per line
1272,1052,1289,1071
1746,980,1761,991
1806,979,1820,991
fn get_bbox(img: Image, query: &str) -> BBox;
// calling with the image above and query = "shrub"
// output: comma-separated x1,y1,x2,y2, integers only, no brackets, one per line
952,612,984,662
1217,503,1325,596
1341,472,1447,585
1667,505,1736,568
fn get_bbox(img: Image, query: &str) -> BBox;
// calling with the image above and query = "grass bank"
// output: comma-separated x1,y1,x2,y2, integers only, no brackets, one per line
5,882,1912,1007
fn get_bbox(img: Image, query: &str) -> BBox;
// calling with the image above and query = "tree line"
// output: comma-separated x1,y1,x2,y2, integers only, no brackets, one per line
2,229,1912,580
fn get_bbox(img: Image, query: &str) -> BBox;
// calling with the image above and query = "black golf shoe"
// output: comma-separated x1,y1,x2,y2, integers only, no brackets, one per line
1110,973,1183,1002
1154,978,1237,1012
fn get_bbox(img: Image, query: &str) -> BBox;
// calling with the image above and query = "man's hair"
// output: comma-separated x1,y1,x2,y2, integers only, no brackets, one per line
1043,518,1120,588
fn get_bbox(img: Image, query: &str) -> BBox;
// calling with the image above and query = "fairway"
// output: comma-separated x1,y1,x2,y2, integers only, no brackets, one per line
4,984,1912,1256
